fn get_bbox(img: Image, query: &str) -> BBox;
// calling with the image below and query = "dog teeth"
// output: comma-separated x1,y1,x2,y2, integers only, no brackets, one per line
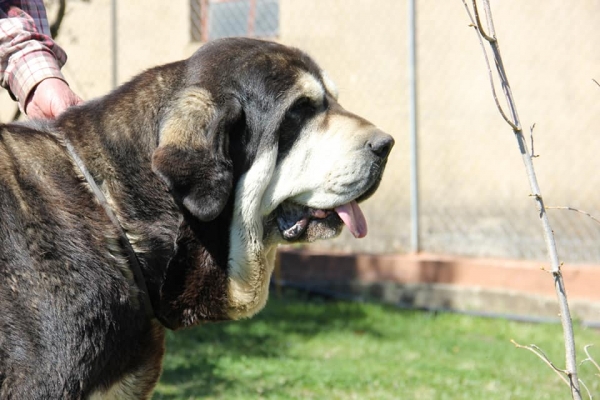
276,203,336,240
282,218,308,240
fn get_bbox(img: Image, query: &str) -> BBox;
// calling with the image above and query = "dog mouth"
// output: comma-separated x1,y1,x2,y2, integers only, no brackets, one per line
271,160,387,243
275,200,367,242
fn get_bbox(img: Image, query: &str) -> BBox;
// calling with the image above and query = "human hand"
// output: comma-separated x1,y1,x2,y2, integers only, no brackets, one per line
24,78,83,119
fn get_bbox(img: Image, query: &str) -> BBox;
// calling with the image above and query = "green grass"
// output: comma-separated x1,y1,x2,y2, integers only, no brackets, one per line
153,290,600,399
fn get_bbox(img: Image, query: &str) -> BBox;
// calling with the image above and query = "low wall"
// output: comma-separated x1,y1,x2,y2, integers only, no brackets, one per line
276,249,600,325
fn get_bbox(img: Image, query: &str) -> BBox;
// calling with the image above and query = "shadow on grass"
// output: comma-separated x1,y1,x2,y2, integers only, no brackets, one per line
154,287,397,399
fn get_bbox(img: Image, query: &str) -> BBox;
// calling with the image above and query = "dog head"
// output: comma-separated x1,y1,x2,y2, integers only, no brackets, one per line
152,38,393,320
153,37,393,242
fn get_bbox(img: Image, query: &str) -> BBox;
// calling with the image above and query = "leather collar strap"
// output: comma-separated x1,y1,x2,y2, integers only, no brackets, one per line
62,137,155,318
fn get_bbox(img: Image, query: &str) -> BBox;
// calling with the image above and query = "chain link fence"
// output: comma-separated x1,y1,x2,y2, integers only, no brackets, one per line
3,0,600,264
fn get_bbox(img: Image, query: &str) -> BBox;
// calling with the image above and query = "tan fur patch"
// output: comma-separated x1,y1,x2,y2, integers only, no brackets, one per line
294,71,326,103
226,148,278,319
226,244,277,320
320,70,339,99
225,71,346,319
159,87,215,149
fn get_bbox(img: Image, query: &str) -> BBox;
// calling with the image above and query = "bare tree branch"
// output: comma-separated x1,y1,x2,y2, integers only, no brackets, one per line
547,207,600,226
530,123,539,159
461,1,518,131
579,379,593,400
582,345,600,376
511,340,571,386
463,1,582,398
471,0,494,42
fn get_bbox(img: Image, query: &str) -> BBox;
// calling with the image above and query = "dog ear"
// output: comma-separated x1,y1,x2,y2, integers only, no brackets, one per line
152,89,242,221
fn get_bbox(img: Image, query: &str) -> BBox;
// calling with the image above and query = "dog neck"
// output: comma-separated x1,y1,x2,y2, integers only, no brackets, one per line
61,134,155,318
54,63,279,329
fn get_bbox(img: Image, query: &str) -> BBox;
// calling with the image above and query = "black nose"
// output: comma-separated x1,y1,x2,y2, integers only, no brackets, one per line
367,131,395,159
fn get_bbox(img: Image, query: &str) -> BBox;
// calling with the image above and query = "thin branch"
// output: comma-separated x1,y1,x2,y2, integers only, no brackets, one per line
512,340,593,399
463,1,581,398
593,79,600,88
461,0,518,130
582,345,600,376
471,0,495,42
547,207,600,226
511,340,571,386
579,378,593,400
530,123,539,158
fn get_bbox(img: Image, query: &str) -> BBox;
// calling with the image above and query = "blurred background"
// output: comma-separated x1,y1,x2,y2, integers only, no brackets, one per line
3,0,600,263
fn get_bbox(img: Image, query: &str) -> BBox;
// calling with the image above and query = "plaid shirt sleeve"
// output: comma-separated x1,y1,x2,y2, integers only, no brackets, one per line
0,0,68,111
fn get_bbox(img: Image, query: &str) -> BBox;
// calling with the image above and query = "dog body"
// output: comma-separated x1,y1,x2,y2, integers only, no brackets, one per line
0,38,393,399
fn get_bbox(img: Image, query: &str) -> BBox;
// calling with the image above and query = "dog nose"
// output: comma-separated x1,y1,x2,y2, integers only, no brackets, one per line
367,131,395,159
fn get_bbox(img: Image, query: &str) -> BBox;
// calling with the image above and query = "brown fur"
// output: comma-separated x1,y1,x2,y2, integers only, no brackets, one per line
0,38,393,399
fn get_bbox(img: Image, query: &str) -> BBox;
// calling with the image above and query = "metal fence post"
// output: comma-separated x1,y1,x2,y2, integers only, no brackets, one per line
408,0,420,253
111,0,118,89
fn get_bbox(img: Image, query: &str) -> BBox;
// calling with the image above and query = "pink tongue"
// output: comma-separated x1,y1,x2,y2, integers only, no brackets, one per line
334,201,368,238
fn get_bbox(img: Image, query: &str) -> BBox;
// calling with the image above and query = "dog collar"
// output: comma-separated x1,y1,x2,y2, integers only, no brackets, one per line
62,135,155,318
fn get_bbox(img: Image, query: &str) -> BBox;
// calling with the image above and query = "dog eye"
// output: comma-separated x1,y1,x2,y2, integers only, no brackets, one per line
288,97,316,116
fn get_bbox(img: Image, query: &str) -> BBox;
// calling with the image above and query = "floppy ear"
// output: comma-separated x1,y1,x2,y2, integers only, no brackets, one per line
152,88,242,221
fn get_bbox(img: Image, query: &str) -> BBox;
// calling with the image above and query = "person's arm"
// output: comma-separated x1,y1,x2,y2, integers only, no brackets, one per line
0,0,81,118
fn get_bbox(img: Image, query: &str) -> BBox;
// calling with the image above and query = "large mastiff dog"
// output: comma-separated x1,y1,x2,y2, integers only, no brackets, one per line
0,38,393,399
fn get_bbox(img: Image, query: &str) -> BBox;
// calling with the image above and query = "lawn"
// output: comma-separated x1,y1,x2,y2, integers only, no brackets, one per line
153,290,600,399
